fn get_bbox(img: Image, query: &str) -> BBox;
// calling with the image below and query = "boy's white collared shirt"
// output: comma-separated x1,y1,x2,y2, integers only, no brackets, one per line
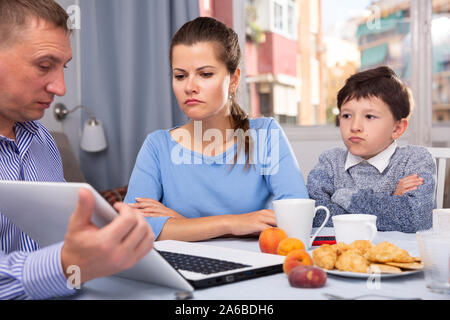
344,141,398,173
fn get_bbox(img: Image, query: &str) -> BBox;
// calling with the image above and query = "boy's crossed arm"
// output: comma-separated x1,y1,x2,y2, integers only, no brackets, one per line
393,173,424,196
332,171,434,233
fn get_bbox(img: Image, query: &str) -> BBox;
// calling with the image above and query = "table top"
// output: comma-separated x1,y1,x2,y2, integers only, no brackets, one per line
67,228,449,300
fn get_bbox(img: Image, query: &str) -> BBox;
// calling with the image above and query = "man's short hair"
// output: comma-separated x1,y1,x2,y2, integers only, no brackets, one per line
0,0,69,47
337,66,413,121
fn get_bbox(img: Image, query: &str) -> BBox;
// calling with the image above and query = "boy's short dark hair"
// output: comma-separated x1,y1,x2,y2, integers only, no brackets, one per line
0,0,70,47
337,66,413,121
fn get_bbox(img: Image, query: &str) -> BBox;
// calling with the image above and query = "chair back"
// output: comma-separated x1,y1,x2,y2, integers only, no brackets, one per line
50,131,86,183
427,147,450,209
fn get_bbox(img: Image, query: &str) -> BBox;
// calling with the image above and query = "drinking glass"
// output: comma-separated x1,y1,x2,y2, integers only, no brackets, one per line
416,230,450,294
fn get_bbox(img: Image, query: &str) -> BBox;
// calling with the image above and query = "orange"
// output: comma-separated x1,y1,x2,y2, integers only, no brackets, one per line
277,237,305,256
259,227,288,254
283,249,314,274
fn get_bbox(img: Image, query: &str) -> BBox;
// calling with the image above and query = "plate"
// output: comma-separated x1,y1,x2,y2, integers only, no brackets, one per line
324,269,422,279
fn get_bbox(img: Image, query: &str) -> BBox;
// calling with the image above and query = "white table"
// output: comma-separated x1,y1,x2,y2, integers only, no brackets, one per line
67,228,449,300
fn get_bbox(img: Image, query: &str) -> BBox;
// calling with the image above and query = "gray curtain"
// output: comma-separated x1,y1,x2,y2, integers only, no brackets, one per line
78,0,199,191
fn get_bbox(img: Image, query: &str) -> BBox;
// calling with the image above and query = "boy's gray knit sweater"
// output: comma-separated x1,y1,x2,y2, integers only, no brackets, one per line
307,145,436,233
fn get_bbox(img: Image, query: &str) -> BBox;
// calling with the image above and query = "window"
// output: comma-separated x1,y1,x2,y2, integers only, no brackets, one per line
204,1,449,131
271,0,297,38
274,2,283,31
287,1,296,36
259,92,271,116
432,0,450,123
244,0,447,128
321,1,413,126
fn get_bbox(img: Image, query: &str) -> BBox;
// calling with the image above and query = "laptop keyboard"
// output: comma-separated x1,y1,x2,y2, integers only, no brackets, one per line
158,250,251,275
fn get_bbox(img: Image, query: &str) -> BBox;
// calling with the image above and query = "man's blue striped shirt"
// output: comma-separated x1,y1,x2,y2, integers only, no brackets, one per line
0,121,74,299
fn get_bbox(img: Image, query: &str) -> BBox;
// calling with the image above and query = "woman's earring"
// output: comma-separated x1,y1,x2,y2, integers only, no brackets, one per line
229,93,234,108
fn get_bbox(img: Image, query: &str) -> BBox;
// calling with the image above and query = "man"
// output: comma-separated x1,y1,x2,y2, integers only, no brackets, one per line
0,0,154,299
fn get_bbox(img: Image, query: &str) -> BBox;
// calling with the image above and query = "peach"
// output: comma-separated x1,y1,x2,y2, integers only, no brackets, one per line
283,249,314,275
258,227,288,254
277,237,305,256
288,266,327,288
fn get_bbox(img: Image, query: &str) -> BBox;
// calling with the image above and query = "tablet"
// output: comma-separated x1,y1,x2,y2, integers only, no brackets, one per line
0,180,194,292
0,181,117,247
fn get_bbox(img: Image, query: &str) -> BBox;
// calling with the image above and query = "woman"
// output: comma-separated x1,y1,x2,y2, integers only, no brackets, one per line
125,17,308,241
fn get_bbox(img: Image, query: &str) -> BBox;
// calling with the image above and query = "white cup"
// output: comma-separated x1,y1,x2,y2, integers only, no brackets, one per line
432,209,450,233
273,198,330,249
332,214,377,244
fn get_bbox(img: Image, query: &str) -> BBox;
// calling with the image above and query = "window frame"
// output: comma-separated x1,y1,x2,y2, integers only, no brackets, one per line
271,0,298,40
273,1,284,33
238,0,450,147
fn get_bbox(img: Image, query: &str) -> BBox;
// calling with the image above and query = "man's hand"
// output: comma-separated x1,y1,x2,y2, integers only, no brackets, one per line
393,173,424,196
61,188,154,284
128,198,186,219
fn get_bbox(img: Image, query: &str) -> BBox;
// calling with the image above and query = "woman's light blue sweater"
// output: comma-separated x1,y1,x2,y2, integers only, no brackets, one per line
125,117,308,238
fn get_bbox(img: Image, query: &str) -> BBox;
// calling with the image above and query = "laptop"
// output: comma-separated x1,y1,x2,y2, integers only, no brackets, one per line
0,181,284,291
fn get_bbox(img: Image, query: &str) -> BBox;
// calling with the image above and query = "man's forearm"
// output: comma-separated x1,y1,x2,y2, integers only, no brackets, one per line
0,243,76,300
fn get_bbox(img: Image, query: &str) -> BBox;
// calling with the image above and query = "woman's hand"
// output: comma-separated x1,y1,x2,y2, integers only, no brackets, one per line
393,174,424,196
227,209,277,236
129,198,186,219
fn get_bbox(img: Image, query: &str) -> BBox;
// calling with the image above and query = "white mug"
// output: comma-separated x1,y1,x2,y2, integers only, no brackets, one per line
332,214,377,244
273,198,330,249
